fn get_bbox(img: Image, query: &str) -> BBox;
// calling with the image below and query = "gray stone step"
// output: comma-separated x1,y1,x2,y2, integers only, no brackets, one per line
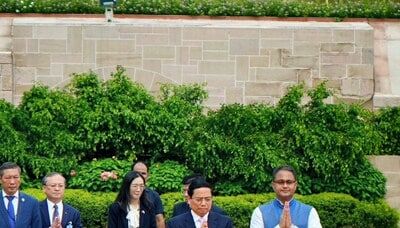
386,196,400,211
386,186,400,198
383,171,400,186
368,155,400,172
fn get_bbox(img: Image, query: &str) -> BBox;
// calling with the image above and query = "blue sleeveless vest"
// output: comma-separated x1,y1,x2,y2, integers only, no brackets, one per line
259,199,311,228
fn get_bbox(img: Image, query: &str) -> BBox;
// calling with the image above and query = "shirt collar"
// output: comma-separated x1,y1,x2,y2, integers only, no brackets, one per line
47,199,63,208
191,210,209,223
2,189,19,198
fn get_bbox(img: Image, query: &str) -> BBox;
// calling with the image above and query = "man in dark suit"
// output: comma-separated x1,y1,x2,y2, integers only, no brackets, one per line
0,162,42,228
172,174,227,218
39,172,82,228
167,179,233,228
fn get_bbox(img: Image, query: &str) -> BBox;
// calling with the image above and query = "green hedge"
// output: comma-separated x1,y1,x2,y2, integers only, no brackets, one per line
24,189,399,228
1,0,400,19
0,69,390,202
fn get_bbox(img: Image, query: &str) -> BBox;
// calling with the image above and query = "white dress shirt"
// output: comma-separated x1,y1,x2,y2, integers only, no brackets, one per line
191,210,209,228
126,204,140,228
47,199,63,225
2,190,19,218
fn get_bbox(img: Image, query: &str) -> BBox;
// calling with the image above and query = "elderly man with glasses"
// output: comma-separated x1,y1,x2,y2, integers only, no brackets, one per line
40,172,82,228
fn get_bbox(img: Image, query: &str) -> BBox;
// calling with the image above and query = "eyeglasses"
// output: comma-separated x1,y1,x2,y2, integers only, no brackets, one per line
131,184,145,189
192,197,212,203
273,180,296,185
46,184,65,188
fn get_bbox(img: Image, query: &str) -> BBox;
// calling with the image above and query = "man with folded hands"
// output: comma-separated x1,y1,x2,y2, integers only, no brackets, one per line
250,165,322,228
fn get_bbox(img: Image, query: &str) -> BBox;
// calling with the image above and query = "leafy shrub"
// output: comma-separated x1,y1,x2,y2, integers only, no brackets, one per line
68,158,131,192
214,181,246,196
184,84,386,201
374,107,400,155
147,160,190,194
67,67,204,163
1,0,400,19
0,99,28,173
135,83,207,162
0,68,392,203
24,189,400,228
14,85,81,178
68,68,158,160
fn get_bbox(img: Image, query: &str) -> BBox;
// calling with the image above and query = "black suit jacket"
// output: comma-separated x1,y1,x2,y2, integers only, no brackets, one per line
167,211,234,228
107,202,156,228
39,200,83,228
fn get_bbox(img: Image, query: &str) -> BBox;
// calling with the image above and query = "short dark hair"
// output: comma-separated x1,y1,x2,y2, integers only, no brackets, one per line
42,172,66,185
188,178,212,198
272,165,297,181
182,173,204,185
131,160,149,171
0,162,21,177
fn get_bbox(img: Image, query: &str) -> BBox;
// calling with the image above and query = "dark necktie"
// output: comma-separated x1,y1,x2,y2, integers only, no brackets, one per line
53,204,59,223
6,196,16,228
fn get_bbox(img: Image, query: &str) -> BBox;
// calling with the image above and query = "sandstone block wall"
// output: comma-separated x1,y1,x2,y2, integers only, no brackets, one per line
0,18,12,103
369,155,400,210
1,17,375,108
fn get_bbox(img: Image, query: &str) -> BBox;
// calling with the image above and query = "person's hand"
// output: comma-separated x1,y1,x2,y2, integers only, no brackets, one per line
279,201,291,228
51,217,63,228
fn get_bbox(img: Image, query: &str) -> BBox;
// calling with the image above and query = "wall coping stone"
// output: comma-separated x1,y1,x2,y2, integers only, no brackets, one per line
11,17,373,30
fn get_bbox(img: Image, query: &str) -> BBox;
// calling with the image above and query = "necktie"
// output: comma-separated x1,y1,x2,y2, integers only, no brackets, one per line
198,217,207,228
6,196,16,228
53,204,59,223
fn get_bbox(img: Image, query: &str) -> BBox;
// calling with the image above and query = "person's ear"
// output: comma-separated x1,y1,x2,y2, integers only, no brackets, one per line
271,182,276,192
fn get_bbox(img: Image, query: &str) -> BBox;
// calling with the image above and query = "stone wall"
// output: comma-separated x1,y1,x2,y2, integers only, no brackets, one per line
369,155,400,211
0,16,376,108
370,21,400,108
0,18,12,102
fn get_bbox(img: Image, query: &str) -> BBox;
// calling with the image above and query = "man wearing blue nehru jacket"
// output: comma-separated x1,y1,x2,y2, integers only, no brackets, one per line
250,165,322,228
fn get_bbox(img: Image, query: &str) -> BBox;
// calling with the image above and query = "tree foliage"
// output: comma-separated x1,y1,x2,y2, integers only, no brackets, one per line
0,69,391,202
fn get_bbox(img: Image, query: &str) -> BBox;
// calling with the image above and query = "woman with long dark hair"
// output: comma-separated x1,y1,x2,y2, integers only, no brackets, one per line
108,171,156,228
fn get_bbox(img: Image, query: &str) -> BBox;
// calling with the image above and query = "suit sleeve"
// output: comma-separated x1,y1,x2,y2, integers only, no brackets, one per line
73,209,83,228
150,210,157,228
107,204,118,228
171,204,179,218
31,199,42,227
225,217,234,228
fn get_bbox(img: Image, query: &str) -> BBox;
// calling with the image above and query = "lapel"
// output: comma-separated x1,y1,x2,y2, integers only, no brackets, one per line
0,191,6,212
207,212,217,228
139,207,144,227
61,203,71,227
185,212,196,228
41,200,51,226
16,192,27,227
0,191,11,224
